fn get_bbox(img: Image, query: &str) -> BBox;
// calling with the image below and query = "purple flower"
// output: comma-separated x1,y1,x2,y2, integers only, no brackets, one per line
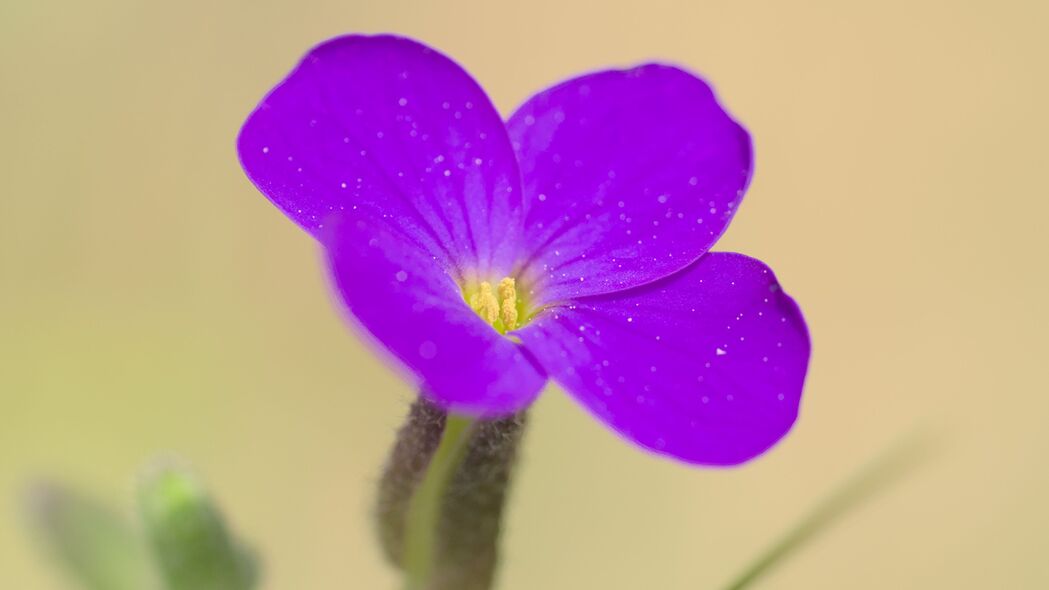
237,35,810,466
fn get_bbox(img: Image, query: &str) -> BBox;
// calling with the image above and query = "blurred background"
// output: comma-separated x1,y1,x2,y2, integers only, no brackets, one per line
2,0,1047,588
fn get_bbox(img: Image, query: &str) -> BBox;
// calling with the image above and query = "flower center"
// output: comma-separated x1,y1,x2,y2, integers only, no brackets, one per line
465,277,525,334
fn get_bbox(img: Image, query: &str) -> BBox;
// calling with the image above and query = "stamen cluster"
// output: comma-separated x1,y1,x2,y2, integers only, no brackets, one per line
468,278,519,333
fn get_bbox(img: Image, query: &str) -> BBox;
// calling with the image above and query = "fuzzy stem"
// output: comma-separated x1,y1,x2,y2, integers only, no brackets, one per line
377,398,528,590
402,414,475,590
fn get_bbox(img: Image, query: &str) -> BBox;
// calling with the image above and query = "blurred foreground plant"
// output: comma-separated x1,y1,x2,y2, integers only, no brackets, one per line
25,461,257,590
24,434,929,590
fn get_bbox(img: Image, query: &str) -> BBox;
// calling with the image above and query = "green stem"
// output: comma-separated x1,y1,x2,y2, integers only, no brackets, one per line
721,433,935,590
402,414,475,590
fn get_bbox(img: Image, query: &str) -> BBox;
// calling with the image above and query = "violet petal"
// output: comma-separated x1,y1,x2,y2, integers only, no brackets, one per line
238,34,524,281
515,253,809,465
323,212,546,416
508,66,752,304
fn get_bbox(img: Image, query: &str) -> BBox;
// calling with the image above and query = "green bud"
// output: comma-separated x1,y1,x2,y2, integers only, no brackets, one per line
137,462,258,590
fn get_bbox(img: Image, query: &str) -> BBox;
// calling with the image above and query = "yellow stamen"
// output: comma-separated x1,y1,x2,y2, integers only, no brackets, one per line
466,277,522,334
470,281,500,325
498,278,518,331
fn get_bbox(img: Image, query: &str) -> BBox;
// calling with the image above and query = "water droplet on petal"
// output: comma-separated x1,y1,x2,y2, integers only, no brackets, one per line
419,340,437,359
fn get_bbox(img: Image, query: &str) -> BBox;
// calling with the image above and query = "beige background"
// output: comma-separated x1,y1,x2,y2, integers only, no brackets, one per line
2,0,1047,588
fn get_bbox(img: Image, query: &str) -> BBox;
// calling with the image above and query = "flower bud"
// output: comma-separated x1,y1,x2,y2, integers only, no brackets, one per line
137,462,257,590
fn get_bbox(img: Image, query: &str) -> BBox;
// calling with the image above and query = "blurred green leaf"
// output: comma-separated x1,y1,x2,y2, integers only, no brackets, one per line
137,461,258,590
24,481,157,590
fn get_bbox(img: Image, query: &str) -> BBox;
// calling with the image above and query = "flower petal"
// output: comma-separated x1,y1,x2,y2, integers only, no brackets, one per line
508,65,752,304
238,35,524,281
323,211,546,416
515,253,808,465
